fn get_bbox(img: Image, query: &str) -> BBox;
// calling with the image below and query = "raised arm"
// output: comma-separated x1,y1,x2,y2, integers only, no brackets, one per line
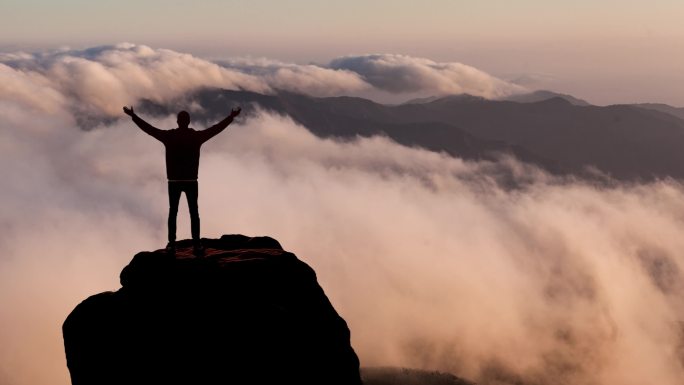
123,106,166,142
199,107,241,143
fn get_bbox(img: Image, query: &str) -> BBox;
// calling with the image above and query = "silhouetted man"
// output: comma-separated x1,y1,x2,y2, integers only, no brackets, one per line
123,106,241,254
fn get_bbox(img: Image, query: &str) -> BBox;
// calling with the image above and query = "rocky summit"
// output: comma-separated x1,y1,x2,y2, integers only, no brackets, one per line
63,234,361,385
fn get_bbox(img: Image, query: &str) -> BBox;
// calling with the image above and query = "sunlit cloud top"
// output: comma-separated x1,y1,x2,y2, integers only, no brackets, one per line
0,43,525,117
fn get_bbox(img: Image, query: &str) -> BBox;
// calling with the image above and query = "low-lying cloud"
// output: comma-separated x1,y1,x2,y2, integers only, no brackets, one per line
1,45,682,385
0,44,525,119
0,43,270,116
217,57,371,97
329,54,526,98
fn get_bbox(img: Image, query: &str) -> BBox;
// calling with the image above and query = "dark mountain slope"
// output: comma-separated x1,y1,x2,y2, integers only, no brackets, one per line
634,103,684,121
141,90,561,171
502,90,591,106
139,89,684,180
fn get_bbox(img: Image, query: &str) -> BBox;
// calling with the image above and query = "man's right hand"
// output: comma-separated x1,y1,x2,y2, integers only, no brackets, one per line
229,107,241,119
123,106,135,117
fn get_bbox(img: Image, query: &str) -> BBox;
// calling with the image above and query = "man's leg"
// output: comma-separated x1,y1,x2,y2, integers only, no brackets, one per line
185,181,201,245
168,182,182,246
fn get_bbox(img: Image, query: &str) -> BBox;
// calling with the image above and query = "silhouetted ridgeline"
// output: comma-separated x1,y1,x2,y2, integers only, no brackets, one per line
63,235,361,385
361,367,474,385
133,89,684,181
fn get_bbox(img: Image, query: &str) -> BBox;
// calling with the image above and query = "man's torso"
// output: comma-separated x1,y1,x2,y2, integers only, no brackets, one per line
162,128,204,181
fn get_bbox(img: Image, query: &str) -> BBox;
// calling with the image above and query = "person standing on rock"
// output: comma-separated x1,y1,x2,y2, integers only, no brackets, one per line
123,106,241,254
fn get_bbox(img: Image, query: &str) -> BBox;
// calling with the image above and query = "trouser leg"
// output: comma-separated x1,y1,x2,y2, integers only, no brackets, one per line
168,182,182,244
186,181,200,243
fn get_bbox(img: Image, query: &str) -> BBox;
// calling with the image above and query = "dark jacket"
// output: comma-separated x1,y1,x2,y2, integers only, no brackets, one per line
133,114,233,180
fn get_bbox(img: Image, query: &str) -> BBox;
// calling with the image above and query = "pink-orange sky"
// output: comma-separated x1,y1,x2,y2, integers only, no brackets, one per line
2,0,684,105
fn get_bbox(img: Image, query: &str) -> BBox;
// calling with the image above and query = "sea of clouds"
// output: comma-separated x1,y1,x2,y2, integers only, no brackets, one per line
1,44,684,385
0,42,525,116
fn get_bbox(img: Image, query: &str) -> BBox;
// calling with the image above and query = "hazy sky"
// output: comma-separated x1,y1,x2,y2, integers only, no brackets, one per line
2,1,684,101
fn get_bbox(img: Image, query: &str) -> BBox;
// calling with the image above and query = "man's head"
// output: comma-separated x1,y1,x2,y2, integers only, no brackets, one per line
177,111,190,128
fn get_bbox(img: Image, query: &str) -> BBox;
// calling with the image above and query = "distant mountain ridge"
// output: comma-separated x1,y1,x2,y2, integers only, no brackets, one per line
502,90,592,106
136,89,684,181
405,90,590,106
632,103,684,121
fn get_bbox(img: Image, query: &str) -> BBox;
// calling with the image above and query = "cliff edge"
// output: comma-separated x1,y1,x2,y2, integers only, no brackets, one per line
63,234,361,385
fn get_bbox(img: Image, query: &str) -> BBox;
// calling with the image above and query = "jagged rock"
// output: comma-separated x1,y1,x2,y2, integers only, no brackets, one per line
63,234,361,385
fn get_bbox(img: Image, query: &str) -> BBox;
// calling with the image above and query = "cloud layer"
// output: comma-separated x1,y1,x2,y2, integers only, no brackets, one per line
0,44,524,119
0,43,270,116
1,44,683,385
3,107,684,385
329,54,525,98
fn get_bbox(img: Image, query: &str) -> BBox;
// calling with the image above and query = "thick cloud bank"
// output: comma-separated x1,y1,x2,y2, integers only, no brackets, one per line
217,56,370,97
0,43,270,116
0,44,524,119
1,45,683,385
329,54,526,98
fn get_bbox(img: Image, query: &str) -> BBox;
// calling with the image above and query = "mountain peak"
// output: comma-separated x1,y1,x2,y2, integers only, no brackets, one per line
63,234,361,385
403,93,487,105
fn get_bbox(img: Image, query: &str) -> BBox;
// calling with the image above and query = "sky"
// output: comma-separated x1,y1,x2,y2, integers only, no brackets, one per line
1,0,684,105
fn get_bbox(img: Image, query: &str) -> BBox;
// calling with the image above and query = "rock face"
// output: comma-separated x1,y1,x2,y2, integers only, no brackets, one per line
361,367,474,385
63,235,361,385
